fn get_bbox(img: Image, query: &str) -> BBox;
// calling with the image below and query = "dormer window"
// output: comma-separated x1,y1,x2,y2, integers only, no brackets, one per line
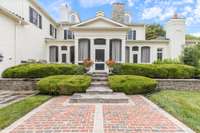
127,30,136,40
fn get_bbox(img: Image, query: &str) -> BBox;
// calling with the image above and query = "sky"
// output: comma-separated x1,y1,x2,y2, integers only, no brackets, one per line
37,0,200,36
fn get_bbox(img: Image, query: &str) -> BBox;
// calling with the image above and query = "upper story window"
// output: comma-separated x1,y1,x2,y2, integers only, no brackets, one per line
127,30,136,40
29,7,42,29
64,30,74,40
50,24,57,38
157,48,163,60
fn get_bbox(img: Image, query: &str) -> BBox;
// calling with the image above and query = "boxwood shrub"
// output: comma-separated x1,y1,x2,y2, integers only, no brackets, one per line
108,75,157,94
2,64,84,78
37,75,91,95
112,64,196,79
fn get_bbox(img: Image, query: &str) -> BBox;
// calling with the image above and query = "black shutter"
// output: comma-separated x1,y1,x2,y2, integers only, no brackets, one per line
64,30,67,40
39,15,42,29
29,7,33,23
55,29,57,39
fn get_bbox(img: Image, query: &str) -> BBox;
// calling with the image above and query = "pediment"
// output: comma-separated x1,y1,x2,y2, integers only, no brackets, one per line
71,16,128,29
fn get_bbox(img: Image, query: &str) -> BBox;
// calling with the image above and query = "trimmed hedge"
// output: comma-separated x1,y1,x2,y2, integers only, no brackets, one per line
108,75,157,94
112,64,196,79
37,75,91,95
2,64,84,78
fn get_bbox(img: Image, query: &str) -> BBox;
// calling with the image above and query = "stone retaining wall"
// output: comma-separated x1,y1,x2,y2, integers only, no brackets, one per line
156,79,200,91
0,78,200,91
0,78,39,91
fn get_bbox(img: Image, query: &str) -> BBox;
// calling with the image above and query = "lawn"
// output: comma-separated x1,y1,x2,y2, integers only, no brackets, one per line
0,95,51,130
148,90,200,133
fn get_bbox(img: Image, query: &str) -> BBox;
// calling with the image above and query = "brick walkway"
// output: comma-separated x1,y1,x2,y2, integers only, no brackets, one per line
2,96,194,133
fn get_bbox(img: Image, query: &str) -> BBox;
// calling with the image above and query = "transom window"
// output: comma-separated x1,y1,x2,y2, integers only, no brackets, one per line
127,30,136,40
29,7,42,29
64,30,74,40
94,39,106,45
132,46,139,51
61,46,68,51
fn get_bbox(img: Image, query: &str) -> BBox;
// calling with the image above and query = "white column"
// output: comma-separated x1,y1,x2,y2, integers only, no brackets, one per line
138,46,141,64
68,46,71,64
75,38,79,64
90,38,95,73
121,38,126,63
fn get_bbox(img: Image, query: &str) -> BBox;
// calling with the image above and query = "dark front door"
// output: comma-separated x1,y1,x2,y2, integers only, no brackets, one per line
95,49,105,71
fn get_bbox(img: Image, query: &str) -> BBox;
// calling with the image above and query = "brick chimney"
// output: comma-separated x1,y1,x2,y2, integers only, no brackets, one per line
112,3,125,23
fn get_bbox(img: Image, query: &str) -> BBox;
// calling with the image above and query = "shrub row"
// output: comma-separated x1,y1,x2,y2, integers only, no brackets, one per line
37,75,91,95
112,64,196,79
2,64,84,78
108,75,157,94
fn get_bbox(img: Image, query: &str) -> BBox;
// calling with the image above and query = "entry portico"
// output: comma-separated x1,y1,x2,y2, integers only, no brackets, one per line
71,13,129,73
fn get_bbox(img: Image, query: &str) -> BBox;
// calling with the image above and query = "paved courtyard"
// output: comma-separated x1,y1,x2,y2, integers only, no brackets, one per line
2,96,194,133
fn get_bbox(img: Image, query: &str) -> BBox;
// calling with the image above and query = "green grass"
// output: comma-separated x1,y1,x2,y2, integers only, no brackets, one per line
0,95,51,130
148,90,200,133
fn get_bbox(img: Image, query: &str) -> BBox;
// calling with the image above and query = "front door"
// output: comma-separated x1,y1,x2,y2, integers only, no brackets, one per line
95,49,105,72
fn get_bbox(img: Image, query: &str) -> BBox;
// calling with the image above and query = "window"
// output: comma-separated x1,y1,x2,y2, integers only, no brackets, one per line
78,39,90,61
29,7,42,29
49,46,58,63
157,48,163,60
141,46,150,63
64,30,74,40
110,39,122,62
94,39,106,45
133,54,138,63
50,24,57,38
61,46,68,51
70,46,75,64
127,30,136,40
132,46,139,51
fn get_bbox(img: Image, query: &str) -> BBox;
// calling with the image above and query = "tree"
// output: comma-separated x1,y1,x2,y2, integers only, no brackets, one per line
146,24,166,40
181,44,200,67
186,34,200,40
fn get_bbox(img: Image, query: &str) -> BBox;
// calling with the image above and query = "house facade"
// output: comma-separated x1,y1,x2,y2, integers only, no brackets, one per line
0,0,195,74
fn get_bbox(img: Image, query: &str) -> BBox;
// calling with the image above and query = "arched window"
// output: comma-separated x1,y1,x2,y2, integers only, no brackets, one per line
78,39,90,61
141,46,150,63
49,46,58,63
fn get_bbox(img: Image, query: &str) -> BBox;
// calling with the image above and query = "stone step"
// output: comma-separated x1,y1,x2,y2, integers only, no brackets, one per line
91,81,108,87
0,95,23,104
92,77,108,81
92,73,108,77
69,93,129,103
86,86,113,94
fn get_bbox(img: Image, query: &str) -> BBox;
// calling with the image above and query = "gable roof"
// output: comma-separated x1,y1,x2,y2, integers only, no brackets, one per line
70,16,129,31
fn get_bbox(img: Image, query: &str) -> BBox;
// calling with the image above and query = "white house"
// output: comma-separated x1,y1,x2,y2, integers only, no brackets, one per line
0,0,195,74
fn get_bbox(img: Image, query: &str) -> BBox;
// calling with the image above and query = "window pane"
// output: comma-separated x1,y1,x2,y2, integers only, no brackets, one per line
110,40,122,61
78,39,90,61
70,46,75,64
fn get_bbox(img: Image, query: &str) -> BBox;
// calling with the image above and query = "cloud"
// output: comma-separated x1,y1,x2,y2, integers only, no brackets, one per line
142,7,162,19
78,0,117,8
191,32,200,37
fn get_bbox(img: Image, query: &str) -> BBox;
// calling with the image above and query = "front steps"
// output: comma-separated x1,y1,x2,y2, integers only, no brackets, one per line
69,73,129,103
